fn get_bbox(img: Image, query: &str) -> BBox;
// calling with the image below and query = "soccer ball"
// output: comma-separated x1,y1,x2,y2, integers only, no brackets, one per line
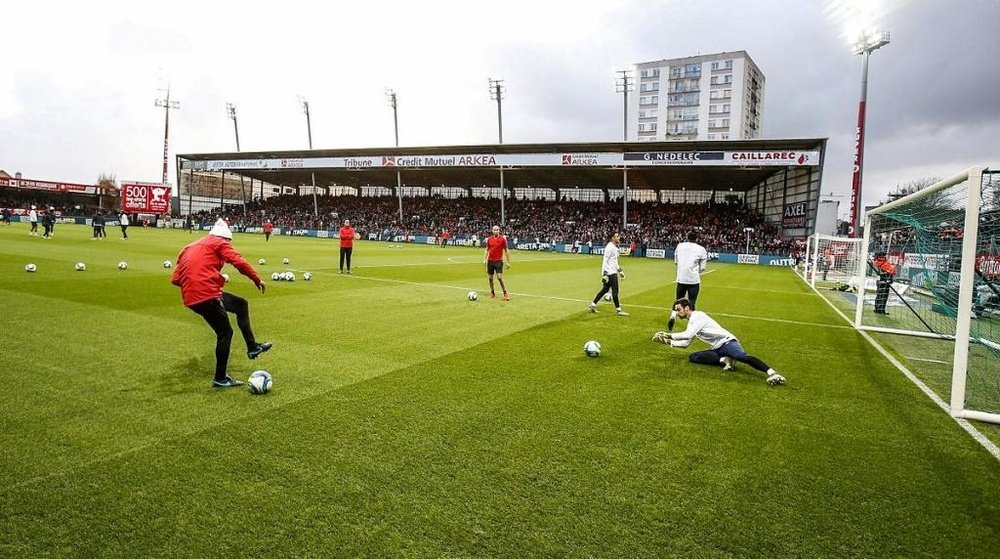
75,262,86,271
603,292,612,301
221,273,230,283
271,272,280,281
285,272,295,282
25,263,37,273
117,261,128,270
467,291,478,301
583,340,601,357
163,260,172,269
303,272,312,281
258,258,266,265
282,257,289,264
248,370,272,395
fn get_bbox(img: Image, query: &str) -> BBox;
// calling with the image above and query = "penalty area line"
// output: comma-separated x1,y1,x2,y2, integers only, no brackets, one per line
333,270,852,332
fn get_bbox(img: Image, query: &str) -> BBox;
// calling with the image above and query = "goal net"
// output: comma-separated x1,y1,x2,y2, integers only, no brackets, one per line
857,167,1000,424
803,234,862,290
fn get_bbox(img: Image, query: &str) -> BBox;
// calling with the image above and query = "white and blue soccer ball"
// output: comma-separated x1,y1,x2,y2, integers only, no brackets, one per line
271,272,280,281
467,291,478,301
285,272,295,282
583,340,602,358
282,257,290,265
75,262,86,271
603,292,612,301
303,272,312,281
25,263,37,273
221,273,230,283
258,258,266,265
163,260,172,269
248,370,272,395
118,261,128,270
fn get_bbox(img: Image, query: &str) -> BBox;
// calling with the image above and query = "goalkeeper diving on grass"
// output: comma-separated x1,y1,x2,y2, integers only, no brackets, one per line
652,298,786,386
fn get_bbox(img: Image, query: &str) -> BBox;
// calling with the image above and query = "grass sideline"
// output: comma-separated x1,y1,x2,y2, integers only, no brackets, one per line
1,224,998,557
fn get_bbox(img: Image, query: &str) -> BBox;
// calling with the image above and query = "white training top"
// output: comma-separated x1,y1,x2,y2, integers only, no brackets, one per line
120,213,129,226
671,310,736,349
675,241,708,284
601,242,621,275
29,209,38,223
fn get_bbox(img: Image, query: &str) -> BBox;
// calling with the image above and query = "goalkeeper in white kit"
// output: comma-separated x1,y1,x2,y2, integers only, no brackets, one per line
588,232,629,316
652,298,786,386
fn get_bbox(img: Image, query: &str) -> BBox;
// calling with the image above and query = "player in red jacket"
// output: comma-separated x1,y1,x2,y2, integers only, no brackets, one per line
171,218,271,388
339,219,356,274
263,219,273,242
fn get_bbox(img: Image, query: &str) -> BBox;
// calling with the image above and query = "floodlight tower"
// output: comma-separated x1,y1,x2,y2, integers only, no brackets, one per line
386,88,403,223
299,96,319,216
226,102,248,214
848,29,890,238
154,85,180,184
615,70,634,141
489,78,506,224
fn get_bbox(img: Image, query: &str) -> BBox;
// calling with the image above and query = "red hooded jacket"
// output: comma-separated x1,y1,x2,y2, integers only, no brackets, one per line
171,235,262,307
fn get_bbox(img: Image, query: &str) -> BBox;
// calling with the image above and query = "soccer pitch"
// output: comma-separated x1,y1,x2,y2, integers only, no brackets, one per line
1,225,998,558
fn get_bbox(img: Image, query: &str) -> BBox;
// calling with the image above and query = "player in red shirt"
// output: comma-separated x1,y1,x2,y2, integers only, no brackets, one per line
339,219,356,274
483,224,511,300
171,218,271,388
263,219,273,242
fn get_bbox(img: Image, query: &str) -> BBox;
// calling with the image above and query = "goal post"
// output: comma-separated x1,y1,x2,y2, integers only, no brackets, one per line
858,166,1000,424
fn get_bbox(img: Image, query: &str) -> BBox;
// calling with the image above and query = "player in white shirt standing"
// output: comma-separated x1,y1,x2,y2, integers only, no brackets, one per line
28,205,39,236
652,298,786,386
668,231,709,331
588,232,629,316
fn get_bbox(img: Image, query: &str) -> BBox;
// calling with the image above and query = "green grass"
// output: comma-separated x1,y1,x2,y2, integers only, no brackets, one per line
1,224,998,558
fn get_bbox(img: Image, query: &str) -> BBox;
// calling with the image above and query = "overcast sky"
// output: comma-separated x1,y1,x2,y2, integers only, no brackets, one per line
3,0,998,216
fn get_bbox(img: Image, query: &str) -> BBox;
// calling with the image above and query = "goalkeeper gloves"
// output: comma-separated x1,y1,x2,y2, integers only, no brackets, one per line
618,270,625,280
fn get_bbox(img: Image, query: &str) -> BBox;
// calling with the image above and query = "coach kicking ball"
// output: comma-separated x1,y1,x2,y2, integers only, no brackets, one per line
171,218,273,389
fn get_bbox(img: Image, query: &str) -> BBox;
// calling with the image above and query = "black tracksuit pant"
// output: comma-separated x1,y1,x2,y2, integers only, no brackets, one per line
189,293,257,381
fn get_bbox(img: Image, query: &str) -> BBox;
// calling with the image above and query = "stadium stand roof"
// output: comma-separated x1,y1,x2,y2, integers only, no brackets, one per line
177,138,827,193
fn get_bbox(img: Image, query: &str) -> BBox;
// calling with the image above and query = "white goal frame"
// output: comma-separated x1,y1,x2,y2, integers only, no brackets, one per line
855,166,998,424
804,234,862,289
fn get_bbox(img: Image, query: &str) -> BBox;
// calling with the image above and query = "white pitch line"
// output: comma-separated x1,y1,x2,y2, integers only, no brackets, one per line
796,270,1000,461
349,255,577,269
903,357,951,365
330,268,851,331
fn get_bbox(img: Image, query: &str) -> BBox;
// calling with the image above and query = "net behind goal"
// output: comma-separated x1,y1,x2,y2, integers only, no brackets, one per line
803,234,862,290
857,167,1000,424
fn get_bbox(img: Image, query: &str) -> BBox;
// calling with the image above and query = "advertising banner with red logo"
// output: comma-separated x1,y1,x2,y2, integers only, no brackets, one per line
121,181,171,213
0,176,97,194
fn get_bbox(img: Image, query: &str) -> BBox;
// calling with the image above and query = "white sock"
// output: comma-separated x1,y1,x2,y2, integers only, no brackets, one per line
767,368,777,375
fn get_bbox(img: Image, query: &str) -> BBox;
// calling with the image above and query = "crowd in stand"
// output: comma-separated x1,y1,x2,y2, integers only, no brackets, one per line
200,194,798,256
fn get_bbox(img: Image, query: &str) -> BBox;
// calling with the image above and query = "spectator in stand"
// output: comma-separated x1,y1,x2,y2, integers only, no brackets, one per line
338,219,356,274
119,212,130,239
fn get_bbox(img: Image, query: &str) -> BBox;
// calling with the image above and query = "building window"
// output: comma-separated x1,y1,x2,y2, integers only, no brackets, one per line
670,67,682,78
685,63,700,74
640,68,660,78
711,61,719,70
707,134,716,139
724,74,733,84
725,59,733,69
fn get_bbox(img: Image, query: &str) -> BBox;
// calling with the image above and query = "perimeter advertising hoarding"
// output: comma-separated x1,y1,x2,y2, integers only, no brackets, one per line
0,176,97,194
194,151,820,171
121,181,171,214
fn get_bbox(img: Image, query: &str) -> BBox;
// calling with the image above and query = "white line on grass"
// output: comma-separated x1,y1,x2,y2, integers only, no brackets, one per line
796,271,1000,461
358,255,576,269
329,269,851,331
903,357,951,365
